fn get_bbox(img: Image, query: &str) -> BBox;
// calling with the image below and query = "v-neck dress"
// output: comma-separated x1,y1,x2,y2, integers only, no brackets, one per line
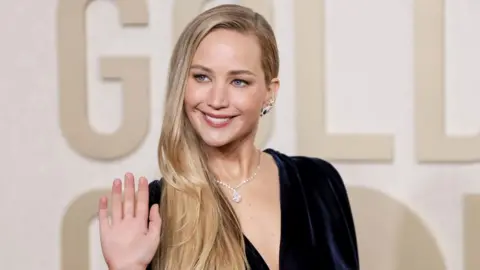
146,148,359,270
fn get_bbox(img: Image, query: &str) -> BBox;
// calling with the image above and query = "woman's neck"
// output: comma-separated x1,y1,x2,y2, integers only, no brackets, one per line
205,141,261,185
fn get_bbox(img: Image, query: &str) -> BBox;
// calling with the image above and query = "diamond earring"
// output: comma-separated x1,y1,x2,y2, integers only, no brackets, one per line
260,98,275,117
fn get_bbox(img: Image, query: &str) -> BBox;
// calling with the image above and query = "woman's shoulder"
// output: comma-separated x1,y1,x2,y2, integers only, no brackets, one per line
266,148,359,266
265,148,354,219
264,148,346,191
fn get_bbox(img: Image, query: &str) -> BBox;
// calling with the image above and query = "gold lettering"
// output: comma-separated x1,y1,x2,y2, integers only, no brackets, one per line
294,0,394,161
60,189,109,270
414,0,480,162
172,0,274,147
349,187,446,269
57,0,150,160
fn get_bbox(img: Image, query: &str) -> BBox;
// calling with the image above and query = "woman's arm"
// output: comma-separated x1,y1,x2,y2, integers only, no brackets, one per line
295,156,359,269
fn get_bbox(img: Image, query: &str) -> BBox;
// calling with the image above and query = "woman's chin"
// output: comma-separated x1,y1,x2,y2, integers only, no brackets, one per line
200,137,232,148
192,122,251,149
195,131,237,148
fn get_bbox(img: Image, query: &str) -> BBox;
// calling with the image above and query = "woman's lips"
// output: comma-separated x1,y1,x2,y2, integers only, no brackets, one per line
202,112,234,128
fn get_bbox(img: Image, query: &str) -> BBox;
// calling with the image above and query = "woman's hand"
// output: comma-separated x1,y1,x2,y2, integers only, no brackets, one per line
98,173,161,270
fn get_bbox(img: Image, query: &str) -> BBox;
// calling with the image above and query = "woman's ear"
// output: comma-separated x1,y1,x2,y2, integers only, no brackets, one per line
266,78,280,102
261,78,280,117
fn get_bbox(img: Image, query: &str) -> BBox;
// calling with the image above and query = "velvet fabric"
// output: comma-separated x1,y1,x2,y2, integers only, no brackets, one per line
147,148,359,270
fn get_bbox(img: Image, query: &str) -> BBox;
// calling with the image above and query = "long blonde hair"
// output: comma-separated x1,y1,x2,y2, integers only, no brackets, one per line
152,4,279,270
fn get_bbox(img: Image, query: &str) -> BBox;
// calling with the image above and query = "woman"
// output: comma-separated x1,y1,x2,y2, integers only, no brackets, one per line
98,4,359,270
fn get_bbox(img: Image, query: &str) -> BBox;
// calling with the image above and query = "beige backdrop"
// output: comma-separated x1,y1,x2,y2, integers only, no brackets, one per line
0,0,479,269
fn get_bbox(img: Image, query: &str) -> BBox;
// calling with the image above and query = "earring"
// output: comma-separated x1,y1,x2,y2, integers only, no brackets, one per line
260,98,275,117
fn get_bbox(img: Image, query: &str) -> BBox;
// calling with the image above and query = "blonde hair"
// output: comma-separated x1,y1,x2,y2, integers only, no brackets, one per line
152,4,279,270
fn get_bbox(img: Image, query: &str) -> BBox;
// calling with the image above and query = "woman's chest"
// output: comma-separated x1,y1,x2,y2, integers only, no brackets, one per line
232,182,283,270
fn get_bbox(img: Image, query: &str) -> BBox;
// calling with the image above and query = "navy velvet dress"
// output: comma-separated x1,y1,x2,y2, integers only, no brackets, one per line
147,148,359,270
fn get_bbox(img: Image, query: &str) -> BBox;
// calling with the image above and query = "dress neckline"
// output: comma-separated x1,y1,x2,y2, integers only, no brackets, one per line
242,148,287,269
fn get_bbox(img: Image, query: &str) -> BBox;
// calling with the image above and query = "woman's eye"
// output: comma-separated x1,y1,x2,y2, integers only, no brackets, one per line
232,79,248,87
194,74,209,82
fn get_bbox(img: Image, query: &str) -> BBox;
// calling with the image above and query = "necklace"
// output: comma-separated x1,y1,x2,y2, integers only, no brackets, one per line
215,152,262,203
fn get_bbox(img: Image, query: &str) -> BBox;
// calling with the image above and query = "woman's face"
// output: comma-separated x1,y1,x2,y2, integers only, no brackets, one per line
184,29,278,148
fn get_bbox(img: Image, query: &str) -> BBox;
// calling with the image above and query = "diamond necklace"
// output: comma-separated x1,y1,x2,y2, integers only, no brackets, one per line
215,151,262,203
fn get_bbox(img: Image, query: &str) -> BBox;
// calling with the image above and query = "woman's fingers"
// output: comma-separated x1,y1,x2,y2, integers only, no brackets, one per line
147,204,162,239
106,173,148,226
123,173,135,218
111,179,123,224
136,177,149,223
98,196,110,233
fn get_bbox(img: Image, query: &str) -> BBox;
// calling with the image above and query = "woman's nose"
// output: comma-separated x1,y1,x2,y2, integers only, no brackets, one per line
207,82,229,109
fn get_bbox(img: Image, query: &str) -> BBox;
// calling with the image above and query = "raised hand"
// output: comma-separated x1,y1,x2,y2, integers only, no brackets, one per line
98,173,161,270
